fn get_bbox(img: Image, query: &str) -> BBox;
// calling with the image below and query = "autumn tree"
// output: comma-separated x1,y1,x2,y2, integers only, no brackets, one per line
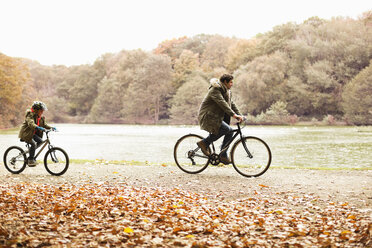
173,50,200,89
306,17,370,84
281,76,312,116
89,50,149,123
67,65,102,116
20,59,72,122
153,36,188,61
200,35,235,72
256,22,298,55
90,50,173,124
179,34,213,57
342,62,372,125
124,53,172,123
0,53,30,128
234,51,289,115
154,34,214,65
88,77,124,122
169,73,209,124
225,39,259,72
304,60,341,116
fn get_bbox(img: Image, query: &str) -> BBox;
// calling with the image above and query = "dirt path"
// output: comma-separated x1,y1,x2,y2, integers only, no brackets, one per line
1,163,371,212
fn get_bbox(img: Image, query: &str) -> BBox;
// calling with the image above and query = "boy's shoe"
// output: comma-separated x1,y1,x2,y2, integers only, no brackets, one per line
197,140,210,156
220,156,231,165
27,159,37,167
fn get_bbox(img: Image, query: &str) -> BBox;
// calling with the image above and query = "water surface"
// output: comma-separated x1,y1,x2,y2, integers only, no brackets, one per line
0,124,371,169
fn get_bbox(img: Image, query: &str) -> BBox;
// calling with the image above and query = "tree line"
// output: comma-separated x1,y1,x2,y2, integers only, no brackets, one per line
1,13,371,128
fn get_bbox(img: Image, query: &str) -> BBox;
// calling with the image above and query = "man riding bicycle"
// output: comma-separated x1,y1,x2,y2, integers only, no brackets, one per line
197,74,244,165
18,101,56,166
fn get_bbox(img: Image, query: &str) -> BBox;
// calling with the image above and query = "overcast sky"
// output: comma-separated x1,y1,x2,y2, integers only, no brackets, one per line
0,0,370,66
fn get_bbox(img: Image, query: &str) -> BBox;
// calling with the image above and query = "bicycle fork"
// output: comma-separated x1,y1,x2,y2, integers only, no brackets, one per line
48,145,59,163
241,139,253,159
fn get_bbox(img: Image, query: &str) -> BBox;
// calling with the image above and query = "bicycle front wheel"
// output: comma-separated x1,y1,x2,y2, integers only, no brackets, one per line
174,134,210,174
231,136,271,177
3,146,27,174
44,147,69,176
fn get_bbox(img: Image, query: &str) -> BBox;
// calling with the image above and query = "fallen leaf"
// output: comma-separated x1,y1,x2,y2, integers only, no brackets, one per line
124,227,134,233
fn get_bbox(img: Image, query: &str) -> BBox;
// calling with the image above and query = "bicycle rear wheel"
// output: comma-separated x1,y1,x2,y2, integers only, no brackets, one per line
44,147,69,176
3,146,27,174
231,136,271,177
174,134,210,174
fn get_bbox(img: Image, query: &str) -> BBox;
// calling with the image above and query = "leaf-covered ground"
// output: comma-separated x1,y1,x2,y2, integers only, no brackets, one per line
0,181,370,247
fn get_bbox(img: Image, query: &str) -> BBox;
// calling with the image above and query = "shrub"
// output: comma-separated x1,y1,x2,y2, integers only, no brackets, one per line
322,114,336,125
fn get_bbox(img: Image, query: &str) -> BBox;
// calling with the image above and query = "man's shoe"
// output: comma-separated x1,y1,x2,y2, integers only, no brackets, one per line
220,156,231,165
27,159,37,167
197,140,210,156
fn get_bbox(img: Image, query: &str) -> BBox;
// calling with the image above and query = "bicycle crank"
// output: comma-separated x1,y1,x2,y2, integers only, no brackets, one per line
209,153,220,166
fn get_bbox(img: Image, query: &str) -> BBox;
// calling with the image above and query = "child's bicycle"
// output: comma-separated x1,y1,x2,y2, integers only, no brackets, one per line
174,122,271,177
3,129,69,176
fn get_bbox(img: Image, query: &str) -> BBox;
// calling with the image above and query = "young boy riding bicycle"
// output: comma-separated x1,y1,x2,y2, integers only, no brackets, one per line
18,101,56,166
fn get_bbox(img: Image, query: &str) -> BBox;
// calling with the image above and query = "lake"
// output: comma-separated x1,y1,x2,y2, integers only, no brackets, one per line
0,124,371,169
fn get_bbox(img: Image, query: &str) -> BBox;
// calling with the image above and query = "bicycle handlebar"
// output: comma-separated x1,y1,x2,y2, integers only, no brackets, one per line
234,117,247,127
44,129,58,133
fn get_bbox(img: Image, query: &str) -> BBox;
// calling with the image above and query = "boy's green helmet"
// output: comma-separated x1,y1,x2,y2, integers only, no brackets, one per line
32,101,48,111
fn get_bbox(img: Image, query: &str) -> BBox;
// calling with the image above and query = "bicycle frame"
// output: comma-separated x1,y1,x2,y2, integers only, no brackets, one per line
195,122,253,159
24,132,53,159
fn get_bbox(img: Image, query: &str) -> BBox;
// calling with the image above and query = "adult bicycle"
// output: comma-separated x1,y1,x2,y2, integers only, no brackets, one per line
3,129,69,176
174,122,271,177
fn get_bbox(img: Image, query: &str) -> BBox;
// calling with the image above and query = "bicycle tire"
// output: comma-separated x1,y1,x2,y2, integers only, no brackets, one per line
44,147,69,176
231,136,271,177
3,146,27,174
174,134,210,174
